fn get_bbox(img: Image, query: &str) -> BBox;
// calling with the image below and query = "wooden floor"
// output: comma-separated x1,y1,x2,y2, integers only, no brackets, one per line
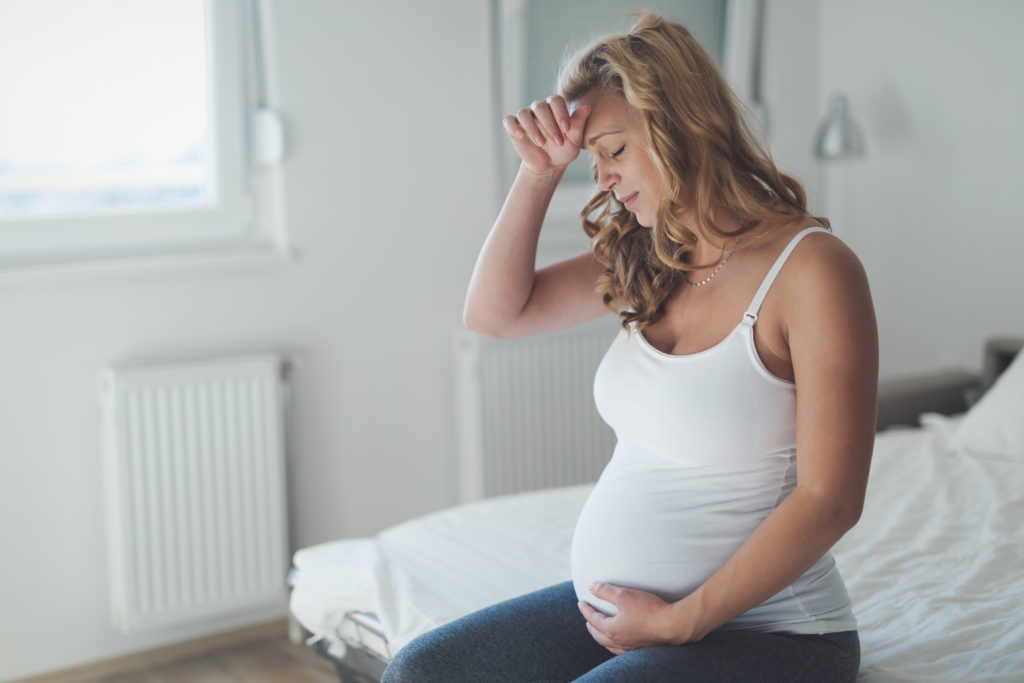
77,633,339,683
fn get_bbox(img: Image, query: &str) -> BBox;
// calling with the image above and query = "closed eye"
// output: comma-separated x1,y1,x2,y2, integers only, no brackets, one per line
611,145,625,158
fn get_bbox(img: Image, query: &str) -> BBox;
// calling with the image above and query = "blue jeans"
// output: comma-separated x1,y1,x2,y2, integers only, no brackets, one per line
381,581,859,682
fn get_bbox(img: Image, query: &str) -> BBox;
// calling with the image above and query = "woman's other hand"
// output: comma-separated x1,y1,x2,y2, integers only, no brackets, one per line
578,582,703,655
503,96,590,176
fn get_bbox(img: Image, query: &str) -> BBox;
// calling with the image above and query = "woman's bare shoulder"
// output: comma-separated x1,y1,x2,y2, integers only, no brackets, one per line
775,227,875,351
779,228,867,291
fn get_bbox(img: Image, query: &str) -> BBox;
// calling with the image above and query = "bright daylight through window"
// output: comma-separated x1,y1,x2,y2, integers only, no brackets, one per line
0,0,277,270
0,1,210,218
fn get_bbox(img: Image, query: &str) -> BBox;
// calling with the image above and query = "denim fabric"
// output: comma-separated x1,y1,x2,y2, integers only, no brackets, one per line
381,581,859,683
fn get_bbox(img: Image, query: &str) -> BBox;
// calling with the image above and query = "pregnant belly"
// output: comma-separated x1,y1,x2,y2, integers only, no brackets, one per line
570,468,775,616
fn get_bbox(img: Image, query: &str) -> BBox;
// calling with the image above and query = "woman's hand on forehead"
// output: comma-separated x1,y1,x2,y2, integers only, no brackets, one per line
503,95,591,177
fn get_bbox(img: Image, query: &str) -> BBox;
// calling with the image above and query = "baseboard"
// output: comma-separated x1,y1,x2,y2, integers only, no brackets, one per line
13,618,288,683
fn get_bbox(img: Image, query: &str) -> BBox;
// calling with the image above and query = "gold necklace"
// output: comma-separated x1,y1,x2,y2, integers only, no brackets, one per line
683,236,741,287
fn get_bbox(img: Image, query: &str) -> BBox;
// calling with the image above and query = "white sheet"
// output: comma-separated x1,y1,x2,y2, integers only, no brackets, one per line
834,419,1024,682
290,485,591,656
290,420,1024,681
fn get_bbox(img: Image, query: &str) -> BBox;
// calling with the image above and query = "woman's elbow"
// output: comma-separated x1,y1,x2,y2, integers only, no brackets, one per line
834,500,863,532
799,487,864,535
830,498,864,536
462,307,513,339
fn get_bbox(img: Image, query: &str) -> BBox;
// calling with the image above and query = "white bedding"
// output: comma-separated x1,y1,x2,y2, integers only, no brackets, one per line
290,484,589,658
290,418,1024,681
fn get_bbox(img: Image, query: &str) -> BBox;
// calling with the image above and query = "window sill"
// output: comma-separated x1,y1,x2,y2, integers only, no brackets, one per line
0,242,297,289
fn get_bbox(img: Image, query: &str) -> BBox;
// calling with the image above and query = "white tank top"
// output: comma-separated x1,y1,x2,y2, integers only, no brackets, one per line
571,226,857,634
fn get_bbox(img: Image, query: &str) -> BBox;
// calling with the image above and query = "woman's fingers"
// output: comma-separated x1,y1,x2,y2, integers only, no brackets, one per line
502,95,584,173
566,103,591,146
531,99,564,146
546,95,572,136
502,114,526,140
585,622,629,655
516,106,547,147
503,112,550,173
504,96,578,148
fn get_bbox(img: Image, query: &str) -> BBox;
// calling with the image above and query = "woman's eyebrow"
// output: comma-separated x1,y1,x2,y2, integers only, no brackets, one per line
585,130,622,149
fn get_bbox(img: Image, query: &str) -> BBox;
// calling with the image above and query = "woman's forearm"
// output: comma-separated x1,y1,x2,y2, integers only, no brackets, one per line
463,163,564,336
667,487,861,642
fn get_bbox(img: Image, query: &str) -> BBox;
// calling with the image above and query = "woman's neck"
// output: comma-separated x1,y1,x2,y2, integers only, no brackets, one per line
683,208,747,270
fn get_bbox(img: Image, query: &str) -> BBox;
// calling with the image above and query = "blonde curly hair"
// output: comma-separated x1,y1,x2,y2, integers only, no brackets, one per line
558,10,828,331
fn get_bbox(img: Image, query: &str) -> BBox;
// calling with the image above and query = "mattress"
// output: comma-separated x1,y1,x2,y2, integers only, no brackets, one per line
290,417,1024,681
290,484,590,660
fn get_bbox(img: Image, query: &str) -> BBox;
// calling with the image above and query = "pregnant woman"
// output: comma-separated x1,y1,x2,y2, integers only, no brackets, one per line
383,10,876,682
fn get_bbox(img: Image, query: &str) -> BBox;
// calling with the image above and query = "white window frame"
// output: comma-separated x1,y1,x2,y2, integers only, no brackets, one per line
0,0,287,273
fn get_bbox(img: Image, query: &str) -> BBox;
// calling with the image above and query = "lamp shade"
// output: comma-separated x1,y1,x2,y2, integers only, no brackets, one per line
814,92,865,159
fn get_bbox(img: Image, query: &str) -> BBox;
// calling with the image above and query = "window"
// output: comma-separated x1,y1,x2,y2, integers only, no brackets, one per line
493,0,762,255
503,0,727,186
0,0,284,270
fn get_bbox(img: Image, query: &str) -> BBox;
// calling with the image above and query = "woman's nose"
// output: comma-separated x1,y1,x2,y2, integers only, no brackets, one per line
598,168,617,192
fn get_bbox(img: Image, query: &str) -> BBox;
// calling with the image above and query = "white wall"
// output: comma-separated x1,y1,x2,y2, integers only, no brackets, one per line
2,1,1022,679
761,0,823,211
0,1,496,679
813,0,1024,376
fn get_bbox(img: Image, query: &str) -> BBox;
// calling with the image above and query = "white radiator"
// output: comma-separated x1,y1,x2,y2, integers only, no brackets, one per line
99,354,289,633
454,318,619,502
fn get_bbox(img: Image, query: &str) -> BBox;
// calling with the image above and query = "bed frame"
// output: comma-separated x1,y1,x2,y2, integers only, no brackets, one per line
876,337,1022,430
298,337,1022,683
309,612,389,683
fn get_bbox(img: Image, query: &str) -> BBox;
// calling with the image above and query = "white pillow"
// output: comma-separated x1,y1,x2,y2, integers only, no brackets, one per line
949,349,1024,458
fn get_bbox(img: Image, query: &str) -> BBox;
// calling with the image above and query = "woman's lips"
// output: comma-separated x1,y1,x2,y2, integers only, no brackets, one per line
621,192,639,209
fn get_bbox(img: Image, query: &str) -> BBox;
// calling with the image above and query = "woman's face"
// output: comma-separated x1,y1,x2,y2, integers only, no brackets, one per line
576,88,663,228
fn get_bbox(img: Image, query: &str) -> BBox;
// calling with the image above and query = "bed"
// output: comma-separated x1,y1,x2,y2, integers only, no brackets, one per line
289,338,1024,682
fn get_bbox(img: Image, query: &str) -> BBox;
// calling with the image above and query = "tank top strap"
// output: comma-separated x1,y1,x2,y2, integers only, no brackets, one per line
743,226,830,325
